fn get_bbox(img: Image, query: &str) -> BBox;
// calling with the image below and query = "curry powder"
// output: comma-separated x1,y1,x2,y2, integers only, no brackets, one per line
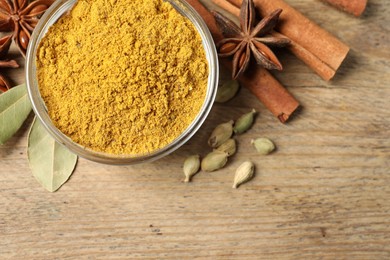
37,0,208,155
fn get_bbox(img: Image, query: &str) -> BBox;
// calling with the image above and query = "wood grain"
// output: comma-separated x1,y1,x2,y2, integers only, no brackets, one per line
1,0,389,259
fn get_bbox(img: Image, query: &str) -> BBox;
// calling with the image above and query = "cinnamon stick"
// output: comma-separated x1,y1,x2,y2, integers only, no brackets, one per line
210,0,240,17
222,59,300,123
224,0,350,81
322,0,367,17
186,0,299,122
187,0,224,43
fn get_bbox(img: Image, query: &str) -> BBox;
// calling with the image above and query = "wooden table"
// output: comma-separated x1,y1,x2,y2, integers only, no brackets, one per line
1,0,389,258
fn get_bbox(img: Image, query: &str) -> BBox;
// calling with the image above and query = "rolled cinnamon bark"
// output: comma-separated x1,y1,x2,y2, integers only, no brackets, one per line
186,0,300,122
225,0,350,81
210,0,240,17
322,0,367,17
221,60,300,123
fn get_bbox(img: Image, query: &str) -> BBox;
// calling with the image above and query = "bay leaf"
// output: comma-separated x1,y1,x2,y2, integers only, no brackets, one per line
0,84,32,145
28,117,78,192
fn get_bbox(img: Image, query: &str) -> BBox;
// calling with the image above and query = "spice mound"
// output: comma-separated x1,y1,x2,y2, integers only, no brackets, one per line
36,0,208,155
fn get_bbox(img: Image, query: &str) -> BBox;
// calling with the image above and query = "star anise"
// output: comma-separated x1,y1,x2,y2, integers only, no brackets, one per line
212,0,290,79
0,0,54,57
0,34,19,92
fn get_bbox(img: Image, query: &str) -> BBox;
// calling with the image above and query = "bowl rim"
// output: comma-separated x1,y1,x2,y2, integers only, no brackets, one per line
26,0,219,165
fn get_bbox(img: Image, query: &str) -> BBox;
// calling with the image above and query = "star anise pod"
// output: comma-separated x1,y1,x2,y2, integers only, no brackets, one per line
0,0,54,57
212,0,290,79
0,34,19,92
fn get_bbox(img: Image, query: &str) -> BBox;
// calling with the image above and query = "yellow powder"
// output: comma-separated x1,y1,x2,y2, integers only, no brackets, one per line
37,0,208,155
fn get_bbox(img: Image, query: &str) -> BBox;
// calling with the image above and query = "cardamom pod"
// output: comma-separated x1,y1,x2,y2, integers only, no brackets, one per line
234,109,256,134
201,151,228,172
208,120,234,148
214,138,236,157
251,138,275,155
233,161,255,189
215,80,240,103
183,155,201,182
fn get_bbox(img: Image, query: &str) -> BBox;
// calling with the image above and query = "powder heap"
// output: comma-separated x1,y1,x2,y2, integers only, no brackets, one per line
37,0,208,155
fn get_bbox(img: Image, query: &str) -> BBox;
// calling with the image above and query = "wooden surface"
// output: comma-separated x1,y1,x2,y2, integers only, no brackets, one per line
1,0,389,259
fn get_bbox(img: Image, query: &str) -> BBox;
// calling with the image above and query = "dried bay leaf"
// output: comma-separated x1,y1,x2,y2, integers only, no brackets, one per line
28,117,78,192
0,84,32,145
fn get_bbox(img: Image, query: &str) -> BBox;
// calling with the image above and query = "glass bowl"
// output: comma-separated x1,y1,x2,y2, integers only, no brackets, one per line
26,0,218,165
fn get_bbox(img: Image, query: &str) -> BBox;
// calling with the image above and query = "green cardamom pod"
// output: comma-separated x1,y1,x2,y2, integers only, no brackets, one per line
208,120,234,148
183,155,201,182
251,138,275,155
215,80,240,103
233,161,255,189
201,151,228,172
234,109,256,134
214,138,236,157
